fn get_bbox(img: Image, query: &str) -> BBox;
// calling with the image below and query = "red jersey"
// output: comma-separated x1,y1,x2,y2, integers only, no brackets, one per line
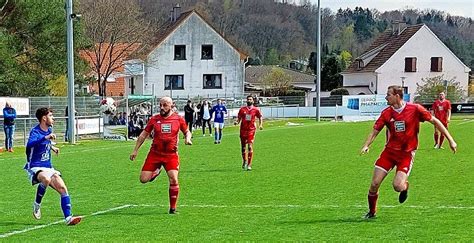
144,113,188,156
238,106,262,132
431,99,451,122
374,103,432,152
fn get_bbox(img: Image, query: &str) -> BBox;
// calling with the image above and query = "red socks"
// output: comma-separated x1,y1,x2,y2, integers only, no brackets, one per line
169,184,179,210
368,191,379,214
434,133,439,145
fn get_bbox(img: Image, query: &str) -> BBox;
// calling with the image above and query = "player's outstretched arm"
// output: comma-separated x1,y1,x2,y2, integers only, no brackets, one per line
430,117,457,153
360,129,380,155
130,130,150,161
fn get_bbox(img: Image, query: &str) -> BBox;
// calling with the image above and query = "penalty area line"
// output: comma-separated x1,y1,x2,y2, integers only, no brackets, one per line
0,204,135,239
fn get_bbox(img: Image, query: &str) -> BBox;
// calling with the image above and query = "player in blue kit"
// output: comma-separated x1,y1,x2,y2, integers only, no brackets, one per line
24,107,82,226
211,99,227,144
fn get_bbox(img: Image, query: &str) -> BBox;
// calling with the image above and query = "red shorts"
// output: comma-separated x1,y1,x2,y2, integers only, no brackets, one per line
240,130,256,144
375,147,415,175
142,152,180,172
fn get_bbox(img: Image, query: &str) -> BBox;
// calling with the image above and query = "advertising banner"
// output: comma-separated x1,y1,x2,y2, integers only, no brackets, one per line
0,97,30,116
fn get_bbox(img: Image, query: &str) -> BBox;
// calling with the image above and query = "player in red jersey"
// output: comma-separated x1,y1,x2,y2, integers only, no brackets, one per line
431,92,451,149
360,86,457,219
130,97,192,214
234,95,263,171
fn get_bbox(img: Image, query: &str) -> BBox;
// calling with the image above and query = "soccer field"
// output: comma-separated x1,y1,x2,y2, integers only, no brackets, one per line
0,117,473,241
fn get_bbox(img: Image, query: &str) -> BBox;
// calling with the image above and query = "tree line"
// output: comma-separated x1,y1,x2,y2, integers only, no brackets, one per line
1,0,472,96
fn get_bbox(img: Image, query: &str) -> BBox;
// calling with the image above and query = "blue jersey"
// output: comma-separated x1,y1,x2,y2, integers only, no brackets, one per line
212,104,227,123
24,125,53,169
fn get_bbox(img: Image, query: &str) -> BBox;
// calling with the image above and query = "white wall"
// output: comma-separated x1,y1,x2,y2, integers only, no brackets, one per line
376,25,470,99
342,72,377,92
144,13,244,98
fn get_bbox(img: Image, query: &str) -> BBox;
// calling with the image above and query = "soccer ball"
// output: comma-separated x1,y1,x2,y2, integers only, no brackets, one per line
99,97,117,115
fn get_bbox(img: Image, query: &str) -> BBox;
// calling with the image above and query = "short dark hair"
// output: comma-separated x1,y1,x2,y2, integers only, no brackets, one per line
36,107,53,121
388,85,403,98
246,95,254,100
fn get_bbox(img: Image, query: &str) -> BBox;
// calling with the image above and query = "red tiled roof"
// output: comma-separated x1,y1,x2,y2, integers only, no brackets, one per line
344,24,424,73
132,10,248,60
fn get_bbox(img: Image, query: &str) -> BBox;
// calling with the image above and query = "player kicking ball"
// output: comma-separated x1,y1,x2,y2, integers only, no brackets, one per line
360,86,456,219
130,97,192,214
24,108,82,225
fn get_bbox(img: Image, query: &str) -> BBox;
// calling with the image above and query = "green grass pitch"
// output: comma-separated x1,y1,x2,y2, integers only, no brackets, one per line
0,117,473,241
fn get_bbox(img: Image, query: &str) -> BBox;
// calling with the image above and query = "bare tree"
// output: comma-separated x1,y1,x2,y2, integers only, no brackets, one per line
79,0,151,97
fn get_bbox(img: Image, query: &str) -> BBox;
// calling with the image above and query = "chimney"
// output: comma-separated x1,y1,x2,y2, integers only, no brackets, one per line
391,21,407,35
173,4,181,22
170,9,175,22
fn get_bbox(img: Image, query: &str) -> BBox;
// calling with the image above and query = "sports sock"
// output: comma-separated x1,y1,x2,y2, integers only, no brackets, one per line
169,184,179,210
35,183,47,204
219,130,222,141
439,135,445,147
368,191,378,214
248,151,253,166
60,193,72,218
214,131,218,141
241,148,247,164
434,133,439,145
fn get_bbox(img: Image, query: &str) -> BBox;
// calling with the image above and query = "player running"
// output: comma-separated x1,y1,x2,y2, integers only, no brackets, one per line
431,92,451,149
360,85,456,219
24,107,82,225
211,99,227,144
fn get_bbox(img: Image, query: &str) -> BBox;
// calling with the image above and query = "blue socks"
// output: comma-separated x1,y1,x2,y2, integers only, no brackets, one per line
60,194,72,218
35,183,47,204
219,131,222,141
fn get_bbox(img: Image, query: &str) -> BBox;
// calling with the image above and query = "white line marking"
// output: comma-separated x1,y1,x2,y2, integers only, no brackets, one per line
457,119,474,125
0,204,135,239
137,204,474,210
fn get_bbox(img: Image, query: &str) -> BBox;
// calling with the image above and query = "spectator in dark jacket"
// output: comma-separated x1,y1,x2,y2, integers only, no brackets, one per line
184,100,195,133
3,101,16,152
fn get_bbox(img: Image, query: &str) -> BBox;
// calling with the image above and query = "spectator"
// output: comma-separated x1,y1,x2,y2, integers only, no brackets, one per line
200,100,212,136
3,101,17,152
184,100,195,134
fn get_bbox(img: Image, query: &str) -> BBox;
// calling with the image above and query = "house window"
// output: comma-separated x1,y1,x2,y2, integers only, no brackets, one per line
174,45,186,60
201,45,213,60
164,75,184,90
431,57,443,72
203,74,222,89
404,57,417,72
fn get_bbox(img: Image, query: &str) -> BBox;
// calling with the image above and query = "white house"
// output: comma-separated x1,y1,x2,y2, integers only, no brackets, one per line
245,65,316,106
123,8,248,98
342,23,471,101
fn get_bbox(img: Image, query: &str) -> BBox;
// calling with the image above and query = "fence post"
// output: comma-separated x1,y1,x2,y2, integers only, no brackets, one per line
335,104,338,122
23,119,27,146
297,104,299,118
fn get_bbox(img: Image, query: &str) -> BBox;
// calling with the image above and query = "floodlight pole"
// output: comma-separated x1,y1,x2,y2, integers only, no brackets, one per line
315,0,321,122
66,0,76,144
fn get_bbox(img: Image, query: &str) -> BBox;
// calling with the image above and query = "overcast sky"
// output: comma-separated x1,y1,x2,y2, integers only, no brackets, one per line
310,0,473,18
